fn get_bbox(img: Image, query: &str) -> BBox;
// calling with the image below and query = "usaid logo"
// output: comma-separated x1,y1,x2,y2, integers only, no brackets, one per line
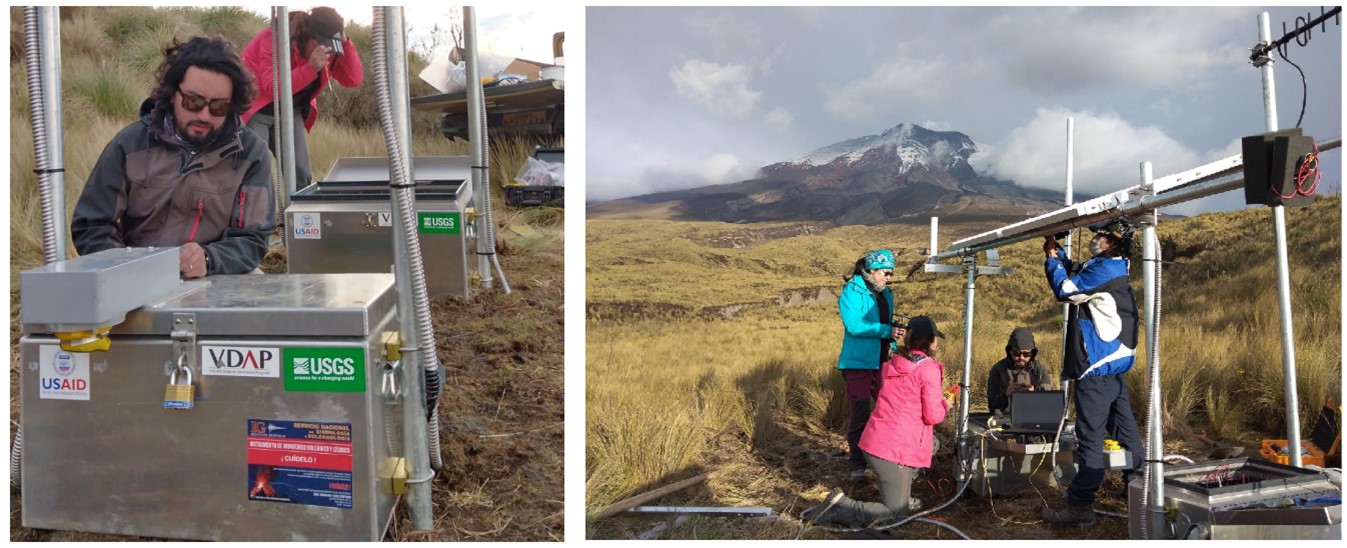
201,346,281,378
301,214,314,228
293,212,322,239
53,351,76,376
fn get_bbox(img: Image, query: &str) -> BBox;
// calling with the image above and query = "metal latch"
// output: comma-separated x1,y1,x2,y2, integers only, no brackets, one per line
171,313,197,376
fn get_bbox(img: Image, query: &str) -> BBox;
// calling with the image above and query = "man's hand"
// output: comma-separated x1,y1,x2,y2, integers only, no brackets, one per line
1043,236,1059,258
179,242,207,279
1005,382,1031,398
308,45,332,72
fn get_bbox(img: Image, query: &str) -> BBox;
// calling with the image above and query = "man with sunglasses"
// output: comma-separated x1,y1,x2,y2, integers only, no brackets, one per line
985,327,1053,415
71,36,274,279
243,7,363,192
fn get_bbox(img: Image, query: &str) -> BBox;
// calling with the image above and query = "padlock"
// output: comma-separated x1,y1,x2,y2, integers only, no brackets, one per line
164,359,195,410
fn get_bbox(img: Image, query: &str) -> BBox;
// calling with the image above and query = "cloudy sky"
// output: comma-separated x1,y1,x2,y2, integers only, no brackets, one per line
586,6,1342,214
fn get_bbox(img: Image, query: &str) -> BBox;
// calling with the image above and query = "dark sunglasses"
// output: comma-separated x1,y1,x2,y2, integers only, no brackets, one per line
177,90,232,117
1011,350,1033,357
874,270,894,276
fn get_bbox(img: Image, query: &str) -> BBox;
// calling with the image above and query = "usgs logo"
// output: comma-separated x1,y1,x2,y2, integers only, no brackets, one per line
293,357,356,376
423,216,456,229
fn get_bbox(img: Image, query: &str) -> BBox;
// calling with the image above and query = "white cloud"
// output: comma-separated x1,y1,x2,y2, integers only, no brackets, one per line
765,107,793,130
670,59,762,116
632,153,758,197
921,120,954,131
989,8,1249,95
978,107,1212,196
823,57,946,121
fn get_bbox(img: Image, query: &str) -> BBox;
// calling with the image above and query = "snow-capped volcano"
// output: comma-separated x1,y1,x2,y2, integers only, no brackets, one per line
588,123,1072,226
782,123,980,175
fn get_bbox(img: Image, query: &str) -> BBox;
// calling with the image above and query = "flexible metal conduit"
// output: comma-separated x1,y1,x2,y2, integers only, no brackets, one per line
269,7,285,225
373,7,440,530
16,5,66,491
1138,164,1164,539
463,7,509,293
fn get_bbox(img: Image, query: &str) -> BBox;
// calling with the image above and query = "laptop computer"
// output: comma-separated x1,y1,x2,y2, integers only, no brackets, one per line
1008,390,1067,433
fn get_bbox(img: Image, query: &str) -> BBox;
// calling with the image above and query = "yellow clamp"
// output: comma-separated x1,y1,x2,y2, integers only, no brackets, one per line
465,207,477,223
55,326,113,352
1103,439,1121,451
378,457,409,495
382,331,402,361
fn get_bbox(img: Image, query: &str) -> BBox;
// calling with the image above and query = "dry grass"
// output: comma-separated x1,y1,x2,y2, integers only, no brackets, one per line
585,197,1341,538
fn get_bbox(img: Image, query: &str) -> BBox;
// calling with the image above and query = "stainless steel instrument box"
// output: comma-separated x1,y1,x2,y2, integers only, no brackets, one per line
1127,458,1341,539
20,274,404,541
285,156,477,298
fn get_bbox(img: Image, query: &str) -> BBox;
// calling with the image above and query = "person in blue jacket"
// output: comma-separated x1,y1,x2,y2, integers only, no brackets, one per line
835,249,902,482
1040,219,1145,527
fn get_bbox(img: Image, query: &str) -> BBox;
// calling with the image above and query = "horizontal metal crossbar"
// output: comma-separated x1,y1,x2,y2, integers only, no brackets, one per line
929,136,1340,262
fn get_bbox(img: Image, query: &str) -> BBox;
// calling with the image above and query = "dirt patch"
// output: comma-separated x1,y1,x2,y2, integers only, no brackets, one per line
10,225,563,541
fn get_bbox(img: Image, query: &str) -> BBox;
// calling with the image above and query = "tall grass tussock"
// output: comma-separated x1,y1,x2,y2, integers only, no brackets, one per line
586,197,1341,516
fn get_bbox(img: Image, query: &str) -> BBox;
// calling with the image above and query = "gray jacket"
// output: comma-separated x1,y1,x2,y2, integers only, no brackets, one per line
71,99,274,274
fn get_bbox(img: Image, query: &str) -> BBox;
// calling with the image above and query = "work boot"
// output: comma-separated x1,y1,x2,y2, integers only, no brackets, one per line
1041,504,1097,527
801,487,846,525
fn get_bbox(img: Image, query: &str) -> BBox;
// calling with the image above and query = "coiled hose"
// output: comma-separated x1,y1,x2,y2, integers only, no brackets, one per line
797,477,974,539
372,10,443,471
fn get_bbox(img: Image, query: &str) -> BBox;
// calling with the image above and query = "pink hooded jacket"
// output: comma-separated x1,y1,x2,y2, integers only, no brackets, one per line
858,350,947,468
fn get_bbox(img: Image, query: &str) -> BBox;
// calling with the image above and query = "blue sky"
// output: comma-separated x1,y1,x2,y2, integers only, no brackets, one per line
586,6,1342,215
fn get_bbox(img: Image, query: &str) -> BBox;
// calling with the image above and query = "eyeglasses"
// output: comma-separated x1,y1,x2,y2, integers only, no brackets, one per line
177,90,232,117
1010,350,1033,358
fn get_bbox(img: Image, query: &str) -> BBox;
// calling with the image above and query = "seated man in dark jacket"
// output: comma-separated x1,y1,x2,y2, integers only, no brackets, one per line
71,36,274,279
986,327,1054,414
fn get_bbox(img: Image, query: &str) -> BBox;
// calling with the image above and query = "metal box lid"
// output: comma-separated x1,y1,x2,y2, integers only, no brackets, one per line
291,179,467,202
112,273,397,338
20,247,183,332
322,156,470,184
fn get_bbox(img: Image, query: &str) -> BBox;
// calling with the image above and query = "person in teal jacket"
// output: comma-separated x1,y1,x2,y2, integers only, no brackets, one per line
835,249,900,481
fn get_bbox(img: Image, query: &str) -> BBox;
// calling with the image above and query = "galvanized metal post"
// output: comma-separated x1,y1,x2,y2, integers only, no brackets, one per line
1258,11,1302,467
275,6,298,212
464,7,495,289
1061,117,1074,357
1140,162,1165,540
377,6,434,530
957,257,976,483
38,7,66,262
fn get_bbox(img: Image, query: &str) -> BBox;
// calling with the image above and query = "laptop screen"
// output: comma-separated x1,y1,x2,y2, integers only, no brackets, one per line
1009,390,1066,432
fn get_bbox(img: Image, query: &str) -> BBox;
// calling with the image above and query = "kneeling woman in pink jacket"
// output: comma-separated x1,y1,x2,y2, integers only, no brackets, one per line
805,315,952,527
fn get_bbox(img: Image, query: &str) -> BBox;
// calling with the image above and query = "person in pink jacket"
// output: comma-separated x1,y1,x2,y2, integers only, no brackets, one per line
241,6,363,191
803,316,953,527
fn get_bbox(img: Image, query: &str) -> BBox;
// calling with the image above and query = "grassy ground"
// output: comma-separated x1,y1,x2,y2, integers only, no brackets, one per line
10,6,564,541
585,197,1341,539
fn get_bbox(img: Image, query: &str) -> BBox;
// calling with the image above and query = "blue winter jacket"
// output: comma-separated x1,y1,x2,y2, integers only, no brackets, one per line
1045,249,1139,380
836,274,895,370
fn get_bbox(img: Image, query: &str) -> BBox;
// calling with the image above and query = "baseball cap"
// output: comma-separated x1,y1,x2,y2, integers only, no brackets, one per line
908,315,946,340
308,7,346,56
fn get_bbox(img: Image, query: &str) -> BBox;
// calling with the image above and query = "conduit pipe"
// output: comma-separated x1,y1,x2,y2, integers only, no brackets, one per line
462,7,510,293
372,7,440,530
271,6,298,223
956,258,976,483
1138,163,1165,539
16,5,66,489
